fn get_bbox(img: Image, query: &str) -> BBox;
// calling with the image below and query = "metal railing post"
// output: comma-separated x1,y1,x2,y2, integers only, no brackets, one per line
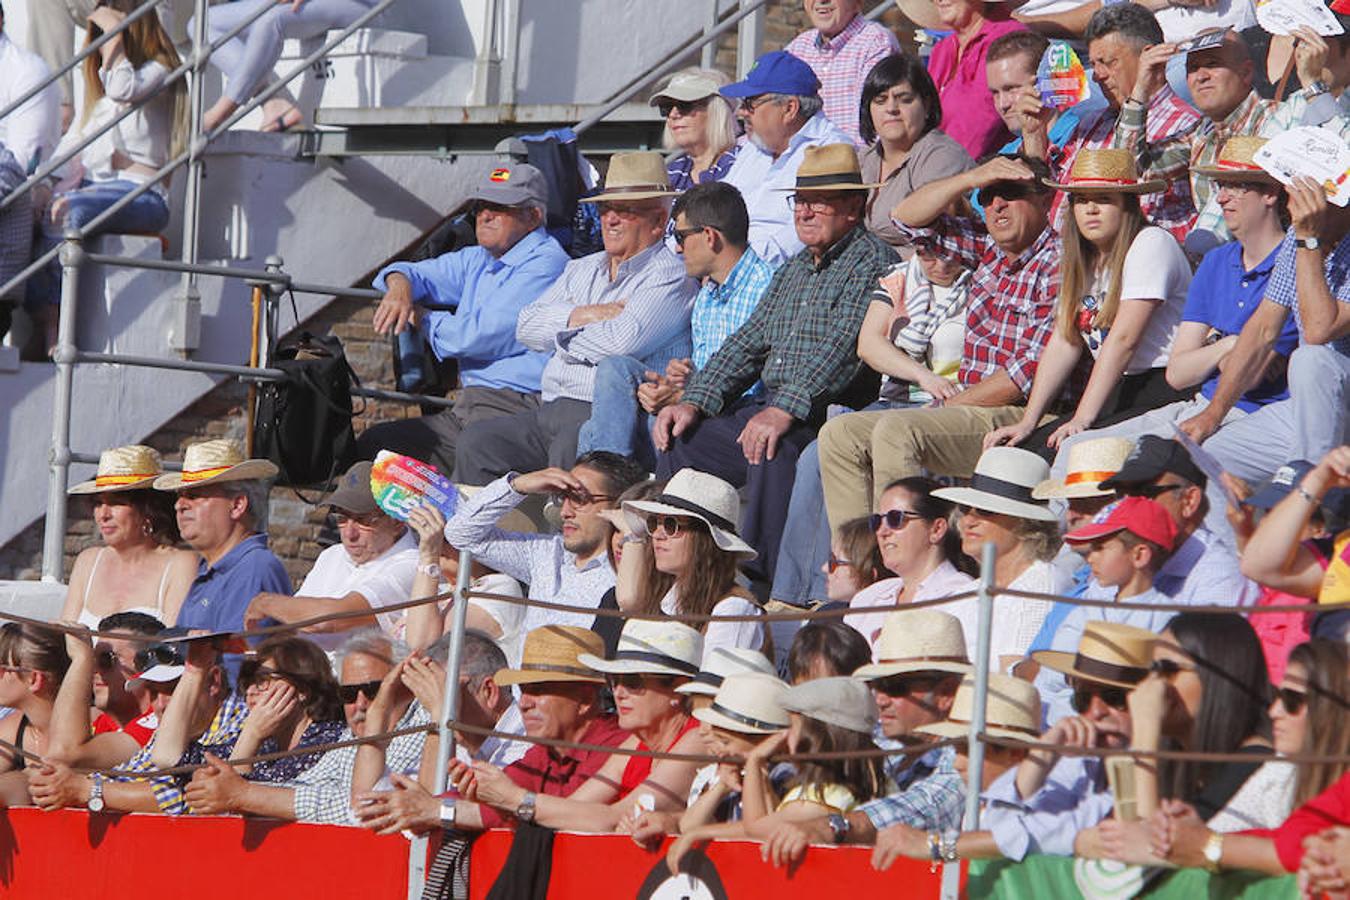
702,0,720,68
42,231,86,583
173,0,211,355
737,0,765,78
940,541,997,898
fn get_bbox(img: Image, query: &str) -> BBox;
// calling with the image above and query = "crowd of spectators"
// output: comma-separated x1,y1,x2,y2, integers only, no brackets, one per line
4,0,1350,894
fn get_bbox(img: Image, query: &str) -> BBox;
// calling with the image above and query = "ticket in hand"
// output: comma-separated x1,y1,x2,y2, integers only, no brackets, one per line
1174,28,1230,54
370,450,459,521
1253,125,1350,206
1036,42,1090,110
1256,0,1344,37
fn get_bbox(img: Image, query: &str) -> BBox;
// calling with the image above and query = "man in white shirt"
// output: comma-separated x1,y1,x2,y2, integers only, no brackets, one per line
719,50,855,265
243,461,418,649
0,8,61,175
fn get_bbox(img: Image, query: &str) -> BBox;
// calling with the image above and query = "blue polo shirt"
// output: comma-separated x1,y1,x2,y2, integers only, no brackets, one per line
177,533,291,634
1182,240,1299,413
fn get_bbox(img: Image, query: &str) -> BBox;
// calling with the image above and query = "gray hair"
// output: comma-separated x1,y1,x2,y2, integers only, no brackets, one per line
334,628,409,675
218,478,272,532
424,629,506,690
1084,3,1164,49
768,93,823,124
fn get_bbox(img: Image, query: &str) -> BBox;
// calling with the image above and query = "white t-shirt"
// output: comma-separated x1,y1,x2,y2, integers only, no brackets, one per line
945,559,1070,672
295,529,419,650
660,587,763,664
1084,226,1190,375
465,573,527,667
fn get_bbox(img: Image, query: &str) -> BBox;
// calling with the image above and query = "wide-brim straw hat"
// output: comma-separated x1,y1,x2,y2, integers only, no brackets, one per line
1193,136,1280,185
69,444,164,494
894,0,1022,35
1034,437,1135,500
782,676,878,734
624,468,756,559
917,673,1042,743
676,646,776,696
578,618,704,678
494,625,607,686
693,672,791,735
932,446,1058,522
774,143,881,192
1043,148,1166,194
1032,621,1158,689
854,609,972,680
152,439,279,491
578,151,680,204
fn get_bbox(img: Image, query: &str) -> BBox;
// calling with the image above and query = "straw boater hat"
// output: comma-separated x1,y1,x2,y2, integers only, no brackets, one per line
693,672,791,735
917,673,1042,743
676,646,776,697
68,444,164,494
853,609,972,681
894,0,1025,36
932,446,1059,522
1193,136,1280,185
578,618,704,678
782,676,878,735
775,143,881,193
624,468,756,559
493,626,607,686
1032,621,1158,689
1043,148,1166,195
578,151,680,204
1033,437,1135,500
152,439,279,491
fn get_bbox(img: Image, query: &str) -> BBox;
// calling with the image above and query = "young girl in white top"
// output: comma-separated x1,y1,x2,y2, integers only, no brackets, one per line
984,148,1192,460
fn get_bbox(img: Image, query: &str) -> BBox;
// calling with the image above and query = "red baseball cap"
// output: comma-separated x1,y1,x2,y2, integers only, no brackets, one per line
1064,495,1178,552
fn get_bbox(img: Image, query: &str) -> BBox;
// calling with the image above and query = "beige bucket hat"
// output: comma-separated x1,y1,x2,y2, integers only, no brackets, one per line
917,673,1042,743
152,439,279,491
782,676,879,735
68,444,164,494
853,609,972,681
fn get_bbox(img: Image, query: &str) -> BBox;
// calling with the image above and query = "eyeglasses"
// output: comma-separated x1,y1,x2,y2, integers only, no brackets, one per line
1070,679,1131,714
869,508,924,532
673,224,708,247
869,673,938,698
550,488,614,509
238,663,290,692
338,680,382,704
657,98,709,118
333,511,384,529
739,95,777,113
646,514,703,537
605,673,677,693
1150,658,1194,679
1122,483,1185,500
1274,687,1307,715
976,182,1039,207
825,555,852,574
786,193,846,214
596,201,653,220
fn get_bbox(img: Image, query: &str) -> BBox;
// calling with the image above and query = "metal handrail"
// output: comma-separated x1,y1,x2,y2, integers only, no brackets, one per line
0,0,402,300
81,251,383,300
0,0,169,127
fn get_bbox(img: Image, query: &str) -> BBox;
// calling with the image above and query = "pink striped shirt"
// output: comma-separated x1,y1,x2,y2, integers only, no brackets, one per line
786,14,899,147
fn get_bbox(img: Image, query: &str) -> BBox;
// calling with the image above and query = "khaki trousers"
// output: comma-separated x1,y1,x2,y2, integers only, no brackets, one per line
817,404,1026,530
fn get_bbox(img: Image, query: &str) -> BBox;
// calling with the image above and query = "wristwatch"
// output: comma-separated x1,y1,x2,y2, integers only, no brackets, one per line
1307,79,1331,98
87,773,105,813
515,790,537,824
439,799,458,828
1296,236,1322,251
827,812,850,844
940,830,960,863
1202,830,1225,873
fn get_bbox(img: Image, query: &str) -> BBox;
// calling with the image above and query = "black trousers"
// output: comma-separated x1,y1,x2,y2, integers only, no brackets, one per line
656,400,816,586
1021,367,1191,461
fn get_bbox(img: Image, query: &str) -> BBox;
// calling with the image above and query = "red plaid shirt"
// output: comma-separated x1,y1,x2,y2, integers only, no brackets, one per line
898,217,1060,394
1049,85,1201,243
786,15,898,147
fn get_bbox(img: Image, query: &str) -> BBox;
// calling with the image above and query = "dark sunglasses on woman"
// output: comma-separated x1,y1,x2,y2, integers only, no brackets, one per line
869,508,923,531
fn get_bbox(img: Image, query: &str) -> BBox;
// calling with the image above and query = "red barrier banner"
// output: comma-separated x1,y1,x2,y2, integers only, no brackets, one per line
468,829,953,899
0,808,411,899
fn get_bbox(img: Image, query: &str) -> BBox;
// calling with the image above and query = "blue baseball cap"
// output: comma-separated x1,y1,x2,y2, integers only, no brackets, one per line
1247,460,1350,522
720,51,821,99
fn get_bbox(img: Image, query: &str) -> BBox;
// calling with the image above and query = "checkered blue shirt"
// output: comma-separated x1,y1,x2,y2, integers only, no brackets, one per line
1265,230,1350,357
860,744,965,832
690,248,776,371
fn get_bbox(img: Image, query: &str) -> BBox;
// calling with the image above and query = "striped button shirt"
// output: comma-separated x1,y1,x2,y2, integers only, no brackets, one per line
897,216,1060,394
861,744,965,832
115,692,250,815
1050,85,1201,243
681,226,899,423
516,241,698,402
785,15,899,147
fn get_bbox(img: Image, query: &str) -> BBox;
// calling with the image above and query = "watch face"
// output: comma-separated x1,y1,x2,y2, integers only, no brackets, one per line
88,796,105,813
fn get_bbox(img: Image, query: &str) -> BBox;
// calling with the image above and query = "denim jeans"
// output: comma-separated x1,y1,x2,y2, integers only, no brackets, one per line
31,179,170,309
575,354,658,471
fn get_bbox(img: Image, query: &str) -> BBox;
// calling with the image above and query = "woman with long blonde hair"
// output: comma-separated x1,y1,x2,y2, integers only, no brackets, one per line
984,148,1192,459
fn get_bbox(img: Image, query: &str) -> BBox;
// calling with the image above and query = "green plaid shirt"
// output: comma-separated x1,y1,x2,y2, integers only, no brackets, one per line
681,226,897,422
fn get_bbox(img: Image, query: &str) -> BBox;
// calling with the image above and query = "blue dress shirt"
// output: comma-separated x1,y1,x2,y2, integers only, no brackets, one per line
177,533,292,634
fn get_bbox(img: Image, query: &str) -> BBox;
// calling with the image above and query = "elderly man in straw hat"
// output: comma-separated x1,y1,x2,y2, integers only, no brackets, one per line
352,625,629,835
718,51,854,264
653,144,897,590
818,150,1059,532
153,439,290,636
452,151,697,487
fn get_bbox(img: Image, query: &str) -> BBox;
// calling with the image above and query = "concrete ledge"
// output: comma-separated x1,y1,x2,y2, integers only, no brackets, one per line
0,580,66,623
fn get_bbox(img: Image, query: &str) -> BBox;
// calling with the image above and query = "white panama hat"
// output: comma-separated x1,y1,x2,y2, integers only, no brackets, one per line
917,673,1042,743
676,646,776,696
853,609,972,681
693,672,791,735
578,618,704,678
932,446,1058,522
624,468,756,559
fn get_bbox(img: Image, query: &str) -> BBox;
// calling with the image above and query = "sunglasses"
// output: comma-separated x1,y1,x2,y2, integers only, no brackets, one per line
739,95,776,113
976,182,1039,207
869,508,924,531
605,673,677,693
1122,483,1185,500
1274,687,1307,715
657,98,708,118
1150,658,1194,679
550,489,615,509
133,644,183,672
1070,679,1131,714
673,224,707,247
338,680,382,704
646,514,703,537
239,663,292,692
870,673,938,698
825,555,852,574
94,649,121,670
468,200,516,217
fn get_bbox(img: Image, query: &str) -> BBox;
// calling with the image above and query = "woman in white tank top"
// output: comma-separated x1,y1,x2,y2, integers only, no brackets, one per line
60,446,198,628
